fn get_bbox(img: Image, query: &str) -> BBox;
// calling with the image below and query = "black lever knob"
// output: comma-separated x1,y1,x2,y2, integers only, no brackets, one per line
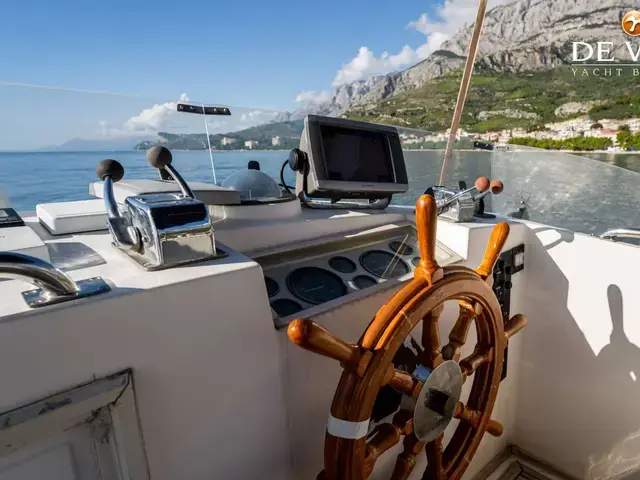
96,159,124,182
146,145,173,169
288,148,307,172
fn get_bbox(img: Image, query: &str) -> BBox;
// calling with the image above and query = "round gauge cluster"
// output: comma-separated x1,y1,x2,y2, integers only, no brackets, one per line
270,298,303,317
286,267,347,305
264,277,280,297
389,241,414,256
353,275,377,290
266,236,419,319
329,256,357,274
360,251,410,279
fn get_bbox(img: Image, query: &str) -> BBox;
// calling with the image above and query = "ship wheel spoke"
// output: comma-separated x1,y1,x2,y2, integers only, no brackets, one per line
453,402,504,437
475,221,510,281
414,194,444,284
422,305,444,369
386,367,423,397
287,318,372,376
459,347,492,383
422,434,444,480
364,410,413,477
441,301,478,361
444,221,509,361
505,314,527,343
390,433,425,480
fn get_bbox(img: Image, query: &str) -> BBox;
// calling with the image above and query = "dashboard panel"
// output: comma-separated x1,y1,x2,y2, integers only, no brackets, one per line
256,225,462,328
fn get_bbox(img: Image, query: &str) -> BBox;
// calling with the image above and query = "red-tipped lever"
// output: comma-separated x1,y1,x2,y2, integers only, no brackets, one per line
490,180,504,195
474,176,490,193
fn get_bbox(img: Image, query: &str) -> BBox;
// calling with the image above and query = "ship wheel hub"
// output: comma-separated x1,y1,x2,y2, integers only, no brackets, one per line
413,360,463,443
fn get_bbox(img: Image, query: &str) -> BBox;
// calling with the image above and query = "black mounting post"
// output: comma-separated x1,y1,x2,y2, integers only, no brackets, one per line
492,244,525,382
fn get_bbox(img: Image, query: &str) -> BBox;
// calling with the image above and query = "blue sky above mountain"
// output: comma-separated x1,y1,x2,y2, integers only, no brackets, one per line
0,0,509,149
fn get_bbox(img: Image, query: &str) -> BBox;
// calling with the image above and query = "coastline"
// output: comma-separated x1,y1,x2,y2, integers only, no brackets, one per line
403,148,640,154
3,148,639,155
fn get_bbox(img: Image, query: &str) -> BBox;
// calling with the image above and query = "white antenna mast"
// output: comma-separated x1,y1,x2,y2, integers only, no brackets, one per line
202,102,218,185
439,0,489,186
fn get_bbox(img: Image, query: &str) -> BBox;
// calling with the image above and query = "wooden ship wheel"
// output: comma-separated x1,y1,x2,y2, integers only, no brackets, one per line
287,193,527,480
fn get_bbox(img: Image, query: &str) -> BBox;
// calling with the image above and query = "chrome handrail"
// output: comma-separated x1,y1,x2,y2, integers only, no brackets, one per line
600,228,640,241
0,252,79,297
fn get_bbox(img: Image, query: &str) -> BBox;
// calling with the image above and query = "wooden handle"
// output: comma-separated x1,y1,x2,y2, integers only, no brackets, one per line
490,180,504,195
474,176,490,193
476,222,510,280
287,319,359,366
505,314,527,342
454,403,504,437
415,194,440,276
487,420,504,437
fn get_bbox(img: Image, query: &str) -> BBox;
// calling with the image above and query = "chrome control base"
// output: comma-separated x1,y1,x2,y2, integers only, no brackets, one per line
113,246,228,271
22,277,112,308
431,186,476,223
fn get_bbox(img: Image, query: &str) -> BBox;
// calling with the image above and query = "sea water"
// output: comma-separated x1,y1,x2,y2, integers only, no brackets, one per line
1,149,639,236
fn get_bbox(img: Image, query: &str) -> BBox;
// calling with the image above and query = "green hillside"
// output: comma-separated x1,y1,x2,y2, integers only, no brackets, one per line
344,66,640,133
136,120,304,151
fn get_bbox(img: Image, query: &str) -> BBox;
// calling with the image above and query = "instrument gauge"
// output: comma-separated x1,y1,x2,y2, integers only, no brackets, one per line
389,241,414,256
286,267,347,305
353,275,377,290
360,250,410,279
329,256,357,274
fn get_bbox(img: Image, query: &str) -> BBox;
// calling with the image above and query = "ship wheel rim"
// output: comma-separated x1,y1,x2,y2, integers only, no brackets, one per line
287,192,526,480
326,268,504,480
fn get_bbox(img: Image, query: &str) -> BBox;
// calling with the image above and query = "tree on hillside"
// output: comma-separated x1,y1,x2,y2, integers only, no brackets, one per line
617,129,632,149
619,124,630,131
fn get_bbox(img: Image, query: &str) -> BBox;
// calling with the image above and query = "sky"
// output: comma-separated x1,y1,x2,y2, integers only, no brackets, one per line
0,0,507,149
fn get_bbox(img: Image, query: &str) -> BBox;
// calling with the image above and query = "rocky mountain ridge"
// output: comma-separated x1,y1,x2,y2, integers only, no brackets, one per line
293,0,638,118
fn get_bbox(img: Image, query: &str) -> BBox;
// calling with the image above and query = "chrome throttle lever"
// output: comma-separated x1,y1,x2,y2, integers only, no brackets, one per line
97,149,216,270
96,159,142,252
146,146,195,199
430,177,503,222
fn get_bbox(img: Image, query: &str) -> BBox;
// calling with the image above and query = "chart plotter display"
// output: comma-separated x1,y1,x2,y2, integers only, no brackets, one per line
295,115,408,200
320,125,394,184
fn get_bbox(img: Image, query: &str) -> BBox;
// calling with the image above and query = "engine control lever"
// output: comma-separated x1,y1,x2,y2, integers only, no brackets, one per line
146,146,195,199
96,159,141,252
436,177,490,215
473,180,503,202
430,177,504,223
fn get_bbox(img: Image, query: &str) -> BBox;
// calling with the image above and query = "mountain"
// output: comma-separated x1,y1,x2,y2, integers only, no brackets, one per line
135,120,304,151
343,66,640,133
291,76,388,120
293,0,637,117
54,135,154,151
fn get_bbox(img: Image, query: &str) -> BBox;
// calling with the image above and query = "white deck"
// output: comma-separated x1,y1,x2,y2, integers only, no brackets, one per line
1,199,639,480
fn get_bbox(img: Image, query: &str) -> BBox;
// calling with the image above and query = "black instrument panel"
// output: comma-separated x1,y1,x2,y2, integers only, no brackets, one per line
265,235,424,323
261,230,460,326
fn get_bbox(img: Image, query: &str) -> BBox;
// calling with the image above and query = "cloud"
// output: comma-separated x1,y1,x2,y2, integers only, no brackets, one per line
332,46,419,86
206,119,229,130
331,0,509,86
295,90,333,106
239,110,280,123
122,93,190,133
